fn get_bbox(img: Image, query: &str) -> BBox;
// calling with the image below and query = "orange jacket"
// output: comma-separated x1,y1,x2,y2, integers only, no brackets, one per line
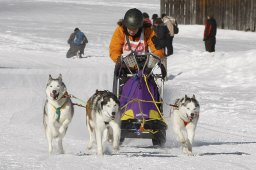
109,25,165,62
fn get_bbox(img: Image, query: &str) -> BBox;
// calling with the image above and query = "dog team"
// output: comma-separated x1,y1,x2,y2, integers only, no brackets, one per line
43,74,200,156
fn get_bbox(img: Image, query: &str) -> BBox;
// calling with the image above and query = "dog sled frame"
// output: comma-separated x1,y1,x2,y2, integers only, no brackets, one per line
113,52,167,146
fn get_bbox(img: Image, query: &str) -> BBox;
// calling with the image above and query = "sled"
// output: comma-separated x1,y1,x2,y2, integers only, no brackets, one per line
113,52,167,146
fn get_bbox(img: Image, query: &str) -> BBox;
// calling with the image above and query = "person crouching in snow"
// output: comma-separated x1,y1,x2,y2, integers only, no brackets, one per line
66,28,88,58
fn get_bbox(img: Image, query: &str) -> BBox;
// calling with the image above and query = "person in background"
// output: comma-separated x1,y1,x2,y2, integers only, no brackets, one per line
203,15,217,52
151,13,158,25
151,18,170,79
152,18,170,54
66,28,88,58
142,12,152,27
161,13,177,56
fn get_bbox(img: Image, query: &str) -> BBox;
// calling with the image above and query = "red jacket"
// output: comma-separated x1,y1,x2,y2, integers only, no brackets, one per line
204,18,217,40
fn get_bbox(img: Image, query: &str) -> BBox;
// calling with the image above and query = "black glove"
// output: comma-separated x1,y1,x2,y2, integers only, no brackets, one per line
114,57,128,77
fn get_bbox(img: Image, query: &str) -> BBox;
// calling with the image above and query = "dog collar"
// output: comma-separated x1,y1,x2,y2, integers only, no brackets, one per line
183,120,189,126
183,114,198,126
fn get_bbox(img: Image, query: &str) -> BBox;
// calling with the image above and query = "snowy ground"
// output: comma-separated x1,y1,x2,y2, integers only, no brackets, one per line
1,0,256,170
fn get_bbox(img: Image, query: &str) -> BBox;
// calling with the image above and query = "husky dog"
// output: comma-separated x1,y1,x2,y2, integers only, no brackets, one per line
86,90,120,156
43,74,74,154
171,95,200,155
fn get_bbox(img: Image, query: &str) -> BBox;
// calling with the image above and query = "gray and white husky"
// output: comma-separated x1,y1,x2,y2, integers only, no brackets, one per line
86,90,120,156
43,74,74,154
171,95,200,156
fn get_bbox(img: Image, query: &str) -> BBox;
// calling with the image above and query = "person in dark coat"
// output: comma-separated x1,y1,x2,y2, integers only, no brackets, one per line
152,18,170,54
66,28,88,58
203,16,217,52
162,13,177,56
151,13,158,25
151,17,171,76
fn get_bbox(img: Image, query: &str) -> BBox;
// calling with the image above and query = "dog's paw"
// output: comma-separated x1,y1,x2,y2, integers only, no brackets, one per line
97,152,104,156
112,146,120,154
186,152,194,156
59,127,65,135
87,144,93,150
182,148,194,156
58,149,65,154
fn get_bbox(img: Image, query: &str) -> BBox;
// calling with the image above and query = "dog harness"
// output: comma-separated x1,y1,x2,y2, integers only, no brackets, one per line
50,99,68,122
55,107,61,122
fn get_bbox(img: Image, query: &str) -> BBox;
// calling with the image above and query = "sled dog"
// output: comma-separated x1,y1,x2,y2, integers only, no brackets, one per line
171,95,200,155
86,90,120,155
43,74,74,154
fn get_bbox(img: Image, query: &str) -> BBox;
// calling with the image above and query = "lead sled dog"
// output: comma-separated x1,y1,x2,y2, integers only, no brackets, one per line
171,95,200,155
43,74,74,154
86,90,120,156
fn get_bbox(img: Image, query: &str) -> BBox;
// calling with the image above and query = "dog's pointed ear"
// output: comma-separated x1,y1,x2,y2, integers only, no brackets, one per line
185,95,188,100
192,94,196,99
48,75,53,84
58,74,62,82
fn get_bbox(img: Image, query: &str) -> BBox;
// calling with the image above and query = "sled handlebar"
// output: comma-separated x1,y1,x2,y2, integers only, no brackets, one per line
121,52,162,75
121,52,161,62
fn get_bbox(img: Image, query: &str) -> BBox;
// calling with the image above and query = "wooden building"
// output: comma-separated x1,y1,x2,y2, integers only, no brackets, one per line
160,0,256,31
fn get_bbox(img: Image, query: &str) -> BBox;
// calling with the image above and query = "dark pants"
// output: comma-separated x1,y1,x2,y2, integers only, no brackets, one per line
165,35,173,56
205,37,216,52
66,43,86,58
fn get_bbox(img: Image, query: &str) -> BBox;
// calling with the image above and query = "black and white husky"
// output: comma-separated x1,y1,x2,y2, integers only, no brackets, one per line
43,74,74,154
171,95,200,155
85,90,120,156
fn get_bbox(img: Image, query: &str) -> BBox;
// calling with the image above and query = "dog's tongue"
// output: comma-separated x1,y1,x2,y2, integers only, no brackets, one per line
50,93,59,100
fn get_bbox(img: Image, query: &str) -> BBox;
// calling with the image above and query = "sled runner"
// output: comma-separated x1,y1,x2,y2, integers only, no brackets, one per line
113,52,167,146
